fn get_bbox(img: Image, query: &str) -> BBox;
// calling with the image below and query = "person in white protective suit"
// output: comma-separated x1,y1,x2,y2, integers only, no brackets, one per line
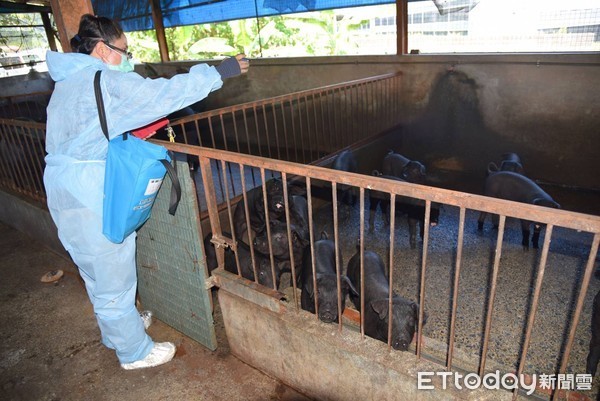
44,14,249,370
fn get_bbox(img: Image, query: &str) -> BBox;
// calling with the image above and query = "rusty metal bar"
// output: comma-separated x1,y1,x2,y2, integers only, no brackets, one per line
261,104,272,160
239,164,258,282
282,173,299,310
447,207,466,370
332,182,343,333
220,159,242,274
417,200,431,358
259,168,278,291
199,155,224,267
479,215,507,376
306,176,319,318
388,193,396,350
513,225,554,401
552,232,600,401
359,187,366,339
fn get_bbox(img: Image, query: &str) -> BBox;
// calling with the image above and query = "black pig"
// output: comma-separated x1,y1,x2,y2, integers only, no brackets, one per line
347,249,425,351
203,233,280,288
477,171,560,250
300,232,357,323
232,178,287,242
331,150,358,206
382,150,427,184
368,170,440,248
487,152,525,176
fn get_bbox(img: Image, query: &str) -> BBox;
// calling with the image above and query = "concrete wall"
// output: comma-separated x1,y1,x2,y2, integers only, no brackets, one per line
214,268,513,401
144,54,599,190
0,189,67,258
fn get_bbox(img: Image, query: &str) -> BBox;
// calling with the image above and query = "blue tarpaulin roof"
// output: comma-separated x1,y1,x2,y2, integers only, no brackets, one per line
92,0,397,32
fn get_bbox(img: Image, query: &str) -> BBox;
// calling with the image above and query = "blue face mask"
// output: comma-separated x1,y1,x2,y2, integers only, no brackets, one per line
108,54,134,73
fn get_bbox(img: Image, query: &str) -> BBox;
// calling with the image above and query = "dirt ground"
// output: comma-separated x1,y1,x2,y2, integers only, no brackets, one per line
0,221,312,401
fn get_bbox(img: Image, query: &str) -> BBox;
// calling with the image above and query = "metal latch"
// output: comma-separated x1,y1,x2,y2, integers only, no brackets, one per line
210,233,237,252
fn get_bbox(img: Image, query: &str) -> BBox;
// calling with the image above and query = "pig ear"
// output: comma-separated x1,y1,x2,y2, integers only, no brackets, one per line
293,230,310,247
370,299,389,319
342,275,359,297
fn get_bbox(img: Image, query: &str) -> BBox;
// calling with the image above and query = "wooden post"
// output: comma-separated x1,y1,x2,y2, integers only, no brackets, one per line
49,0,94,52
41,12,58,51
396,0,408,55
149,0,170,62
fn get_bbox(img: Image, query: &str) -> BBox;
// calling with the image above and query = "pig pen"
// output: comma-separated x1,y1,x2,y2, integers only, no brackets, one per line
152,69,600,400
176,140,599,401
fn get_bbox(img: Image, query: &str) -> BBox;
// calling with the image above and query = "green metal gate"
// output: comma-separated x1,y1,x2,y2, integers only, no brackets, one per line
136,160,216,350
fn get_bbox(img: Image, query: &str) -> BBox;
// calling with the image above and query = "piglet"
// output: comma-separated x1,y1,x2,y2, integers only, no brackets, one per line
347,248,425,351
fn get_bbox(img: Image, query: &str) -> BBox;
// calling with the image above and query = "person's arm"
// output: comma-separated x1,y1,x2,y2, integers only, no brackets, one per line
101,55,249,138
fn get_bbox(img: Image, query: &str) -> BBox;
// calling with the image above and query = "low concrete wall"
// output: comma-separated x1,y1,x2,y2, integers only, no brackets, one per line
214,268,512,401
0,189,67,258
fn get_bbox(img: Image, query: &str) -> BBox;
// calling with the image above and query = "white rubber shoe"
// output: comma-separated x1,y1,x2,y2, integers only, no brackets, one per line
140,310,153,330
120,342,176,370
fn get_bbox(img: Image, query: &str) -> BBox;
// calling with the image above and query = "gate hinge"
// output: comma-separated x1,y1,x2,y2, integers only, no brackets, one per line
205,275,219,289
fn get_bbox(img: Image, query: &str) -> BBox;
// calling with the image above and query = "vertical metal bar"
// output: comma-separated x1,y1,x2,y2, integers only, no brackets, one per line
417,200,431,358
289,99,299,163
219,114,236,197
332,89,338,152
220,159,241,275
552,233,600,401
298,96,307,164
261,104,273,160
306,177,318,318
332,182,343,333
280,102,290,162
359,187,366,339
479,214,506,376
260,168,277,291
199,155,224,267
271,103,281,160
253,106,263,158
282,173,298,309
239,164,258,282
387,193,396,349
447,207,466,370
232,110,241,154
242,109,257,187
311,94,318,161
194,119,204,147
513,225,554,401
319,92,328,154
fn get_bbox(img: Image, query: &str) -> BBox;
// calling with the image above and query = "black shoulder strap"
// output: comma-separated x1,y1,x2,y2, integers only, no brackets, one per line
160,154,181,215
93,70,110,141
95,71,180,215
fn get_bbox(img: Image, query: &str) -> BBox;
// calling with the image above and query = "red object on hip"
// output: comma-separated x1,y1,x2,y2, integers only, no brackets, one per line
131,118,169,139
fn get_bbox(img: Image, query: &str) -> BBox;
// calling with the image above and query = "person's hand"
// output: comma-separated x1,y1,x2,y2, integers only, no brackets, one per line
236,54,250,74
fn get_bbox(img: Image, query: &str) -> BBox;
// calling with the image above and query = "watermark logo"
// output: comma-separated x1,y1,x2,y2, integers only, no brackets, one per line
417,371,593,395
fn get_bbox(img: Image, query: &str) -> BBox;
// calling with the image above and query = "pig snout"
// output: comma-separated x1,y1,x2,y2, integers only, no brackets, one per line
318,305,338,323
392,338,410,351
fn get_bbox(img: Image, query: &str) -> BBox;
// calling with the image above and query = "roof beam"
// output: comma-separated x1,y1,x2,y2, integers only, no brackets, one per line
49,0,93,52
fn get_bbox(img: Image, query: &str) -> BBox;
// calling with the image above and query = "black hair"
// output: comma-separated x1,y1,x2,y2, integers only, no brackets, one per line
70,14,124,54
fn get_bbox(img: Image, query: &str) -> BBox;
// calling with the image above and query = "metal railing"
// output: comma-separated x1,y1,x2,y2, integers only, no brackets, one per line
171,141,600,401
0,118,46,202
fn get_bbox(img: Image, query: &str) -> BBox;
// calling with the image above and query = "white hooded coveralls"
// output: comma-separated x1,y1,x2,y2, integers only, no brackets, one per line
44,50,223,363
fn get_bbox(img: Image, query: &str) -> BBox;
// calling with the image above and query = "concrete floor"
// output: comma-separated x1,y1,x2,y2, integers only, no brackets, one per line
0,221,312,401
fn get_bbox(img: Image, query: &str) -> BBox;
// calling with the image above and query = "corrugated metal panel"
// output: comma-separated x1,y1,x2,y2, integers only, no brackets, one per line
136,160,216,350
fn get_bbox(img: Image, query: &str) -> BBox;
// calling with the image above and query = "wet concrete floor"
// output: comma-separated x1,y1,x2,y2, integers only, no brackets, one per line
0,221,312,401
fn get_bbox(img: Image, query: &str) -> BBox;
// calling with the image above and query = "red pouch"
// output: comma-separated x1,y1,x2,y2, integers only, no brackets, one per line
131,118,169,139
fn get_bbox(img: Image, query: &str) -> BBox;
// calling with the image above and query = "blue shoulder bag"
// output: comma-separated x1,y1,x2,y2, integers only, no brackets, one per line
94,70,181,243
